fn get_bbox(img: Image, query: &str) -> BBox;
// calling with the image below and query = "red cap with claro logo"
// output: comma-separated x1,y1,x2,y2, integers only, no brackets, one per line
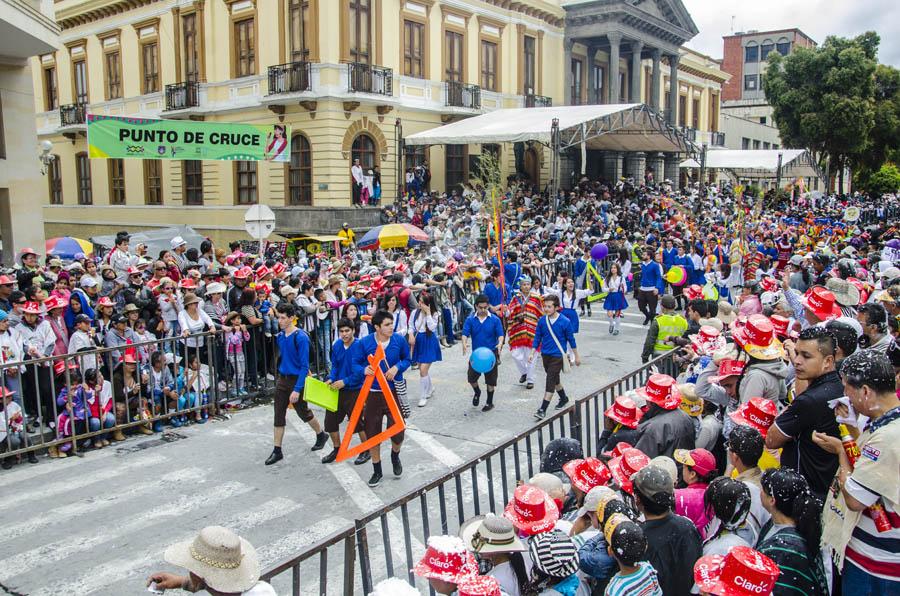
693,546,780,595
562,457,612,493
502,485,559,536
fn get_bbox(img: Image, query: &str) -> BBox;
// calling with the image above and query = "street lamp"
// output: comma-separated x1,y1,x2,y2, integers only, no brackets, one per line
39,140,55,175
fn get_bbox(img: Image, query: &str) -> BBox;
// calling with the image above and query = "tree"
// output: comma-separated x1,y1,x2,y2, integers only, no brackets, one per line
866,163,900,196
763,32,882,192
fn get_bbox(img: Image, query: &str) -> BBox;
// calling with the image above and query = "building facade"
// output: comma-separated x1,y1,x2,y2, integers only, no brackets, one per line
1,0,60,261
33,0,568,244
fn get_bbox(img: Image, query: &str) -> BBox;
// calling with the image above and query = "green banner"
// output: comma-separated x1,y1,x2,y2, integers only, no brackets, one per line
87,115,291,162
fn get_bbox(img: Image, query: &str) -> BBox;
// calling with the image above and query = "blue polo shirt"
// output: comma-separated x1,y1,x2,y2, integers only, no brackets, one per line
276,328,310,392
484,281,510,306
532,313,577,356
462,313,504,352
349,333,411,391
330,338,361,389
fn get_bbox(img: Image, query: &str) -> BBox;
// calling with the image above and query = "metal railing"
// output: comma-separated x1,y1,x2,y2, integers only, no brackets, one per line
268,61,312,95
348,62,392,96
525,93,552,108
165,81,201,111
681,126,698,141
445,81,480,109
260,350,677,595
59,103,87,126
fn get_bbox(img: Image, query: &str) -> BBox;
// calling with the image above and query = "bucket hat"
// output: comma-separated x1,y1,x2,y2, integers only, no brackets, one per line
800,287,841,321
693,546,780,596
608,448,650,494
635,373,681,410
413,536,477,583
183,294,201,307
164,526,260,593
717,301,737,325
678,384,703,417
690,326,726,356
528,530,579,579
562,457,612,494
206,282,226,295
732,315,785,360
729,397,778,438
503,484,559,536
459,514,525,555
604,395,644,429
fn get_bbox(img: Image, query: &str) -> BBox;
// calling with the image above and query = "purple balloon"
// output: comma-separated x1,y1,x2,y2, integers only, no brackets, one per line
591,243,609,260
887,239,900,250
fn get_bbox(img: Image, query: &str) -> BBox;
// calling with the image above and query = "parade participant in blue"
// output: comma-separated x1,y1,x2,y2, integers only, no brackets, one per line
265,303,328,466
662,239,677,272
321,317,370,466
573,245,596,319
461,294,505,412
503,252,524,291
530,294,580,419
672,243,695,310
409,293,442,408
553,276,591,362
604,262,629,335
484,268,511,317
350,310,411,487
638,248,664,326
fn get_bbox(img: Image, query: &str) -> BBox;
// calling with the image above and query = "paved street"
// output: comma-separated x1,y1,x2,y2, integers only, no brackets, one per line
0,305,650,595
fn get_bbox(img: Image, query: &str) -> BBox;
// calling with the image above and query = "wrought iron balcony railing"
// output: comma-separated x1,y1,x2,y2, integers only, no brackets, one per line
165,81,200,111
445,80,481,109
268,61,312,94
348,62,392,96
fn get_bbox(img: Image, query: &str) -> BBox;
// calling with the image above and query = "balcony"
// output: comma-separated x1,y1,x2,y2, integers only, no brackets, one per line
348,62,392,96
445,81,481,110
165,81,200,111
59,103,86,126
267,61,311,95
525,94,552,108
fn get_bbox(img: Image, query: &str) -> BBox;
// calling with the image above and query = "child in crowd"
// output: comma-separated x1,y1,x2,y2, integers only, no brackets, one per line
0,387,33,467
674,448,719,538
84,368,115,447
55,370,86,457
256,284,278,337
224,311,250,397
604,520,662,596
181,352,210,424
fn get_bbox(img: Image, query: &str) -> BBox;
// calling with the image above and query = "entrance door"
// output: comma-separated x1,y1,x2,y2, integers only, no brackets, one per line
525,147,540,186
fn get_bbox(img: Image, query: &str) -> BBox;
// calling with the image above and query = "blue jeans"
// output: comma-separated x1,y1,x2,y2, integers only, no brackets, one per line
89,413,115,440
315,319,332,372
441,306,456,342
842,560,900,596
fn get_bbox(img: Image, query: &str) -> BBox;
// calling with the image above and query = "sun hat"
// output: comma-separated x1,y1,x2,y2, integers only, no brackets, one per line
729,397,778,438
97,296,114,308
272,262,287,277
122,303,140,313
528,530,579,579
503,484,559,536
412,535,478,583
179,277,198,289
183,294,201,307
80,276,98,288
674,448,717,477
601,441,633,459
21,301,42,315
459,514,526,554
732,315,785,360
698,317,724,332
716,301,737,325
678,383,703,417
369,578,419,596
632,465,675,508
279,284,298,297
608,448,651,494
43,295,66,311
255,265,271,280
170,236,187,249
604,395,644,429
635,373,681,410
206,282,226,295
576,485,616,518
693,546,780,596
562,457,612,494
164,526,260,593
878,266,900,281
800,287,841,322
690,326,726,355
709,359,746,383
647,456,678,487
758,276,778,293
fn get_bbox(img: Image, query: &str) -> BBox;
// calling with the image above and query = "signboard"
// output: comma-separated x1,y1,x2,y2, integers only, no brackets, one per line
87,115,290,162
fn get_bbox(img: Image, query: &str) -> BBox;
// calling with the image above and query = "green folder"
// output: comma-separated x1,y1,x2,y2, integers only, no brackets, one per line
303,377,339,412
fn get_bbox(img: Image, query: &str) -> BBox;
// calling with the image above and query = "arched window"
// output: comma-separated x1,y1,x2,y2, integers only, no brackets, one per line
352,133,377,170
287,133,312,205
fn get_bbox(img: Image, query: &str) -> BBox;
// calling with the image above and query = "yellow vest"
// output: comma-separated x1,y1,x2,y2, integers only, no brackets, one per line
631,245,642,264
653,313,688,352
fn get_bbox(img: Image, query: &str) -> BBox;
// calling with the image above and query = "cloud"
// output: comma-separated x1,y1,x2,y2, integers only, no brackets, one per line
680,0,900,66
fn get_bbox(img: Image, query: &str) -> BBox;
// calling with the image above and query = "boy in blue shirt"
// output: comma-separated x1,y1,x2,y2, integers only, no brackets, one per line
321,318,370,466
530,294,580,419
461,294,505,412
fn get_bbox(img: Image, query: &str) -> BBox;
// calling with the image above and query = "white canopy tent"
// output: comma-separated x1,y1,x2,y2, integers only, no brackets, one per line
679,149,825,185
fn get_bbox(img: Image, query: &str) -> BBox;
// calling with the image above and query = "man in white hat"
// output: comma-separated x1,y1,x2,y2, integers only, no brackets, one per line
171,236,189,271
147,526,275,595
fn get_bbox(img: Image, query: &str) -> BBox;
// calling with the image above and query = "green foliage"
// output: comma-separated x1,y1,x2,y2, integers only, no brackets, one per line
866,163,900,196
745,184,763,199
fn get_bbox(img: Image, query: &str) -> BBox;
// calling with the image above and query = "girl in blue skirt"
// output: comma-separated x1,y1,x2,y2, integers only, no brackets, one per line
408,293,441,408
554,276,591,363
604,262,629,335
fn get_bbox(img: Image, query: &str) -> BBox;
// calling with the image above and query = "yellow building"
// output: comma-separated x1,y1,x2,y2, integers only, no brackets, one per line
32,0,568,245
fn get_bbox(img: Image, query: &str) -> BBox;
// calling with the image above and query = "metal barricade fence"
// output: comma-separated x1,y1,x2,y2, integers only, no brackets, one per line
259,351,677,596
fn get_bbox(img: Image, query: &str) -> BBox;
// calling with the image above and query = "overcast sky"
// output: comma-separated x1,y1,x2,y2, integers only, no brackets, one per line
679,0,900,66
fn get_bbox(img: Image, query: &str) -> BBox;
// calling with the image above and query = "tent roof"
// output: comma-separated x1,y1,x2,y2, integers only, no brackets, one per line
680,149,807,171
404,104,694,154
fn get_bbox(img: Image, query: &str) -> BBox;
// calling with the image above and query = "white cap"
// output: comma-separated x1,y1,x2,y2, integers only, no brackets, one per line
171,236,187,249
80,276,98,288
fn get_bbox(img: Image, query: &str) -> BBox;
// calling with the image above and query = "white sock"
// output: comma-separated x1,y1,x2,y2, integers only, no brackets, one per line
420,376,428,398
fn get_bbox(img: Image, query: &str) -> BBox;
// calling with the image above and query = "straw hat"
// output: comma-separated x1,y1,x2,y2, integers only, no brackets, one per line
459,513,526,555
164,526,260,593
732,315,785,360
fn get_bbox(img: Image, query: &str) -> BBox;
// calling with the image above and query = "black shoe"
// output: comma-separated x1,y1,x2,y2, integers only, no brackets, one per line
642,318,650,326
1,458,11,470
534,409,546,420
555,397,569,410
526,382,535,390
368,471,382,487
311,432,328,451
265,450,283,466
354,451,371,465
27,452,38,464
321,447,339,464
481,403,494,412
472,394,480,407
519,374,527,384
391,454,403,477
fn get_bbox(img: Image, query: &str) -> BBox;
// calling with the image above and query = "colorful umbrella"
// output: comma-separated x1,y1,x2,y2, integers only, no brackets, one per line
357,224,429,251
45,237,93,259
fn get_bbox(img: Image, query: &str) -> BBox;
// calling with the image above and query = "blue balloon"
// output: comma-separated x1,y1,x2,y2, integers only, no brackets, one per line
470,347,496,374
591,243,609,260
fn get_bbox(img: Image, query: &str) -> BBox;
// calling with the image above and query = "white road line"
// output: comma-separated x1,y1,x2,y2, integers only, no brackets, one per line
257,516,353,568
3,453,168,509
0,481,254,581
30,497,316,596
0,467,204,544
0,438,136,489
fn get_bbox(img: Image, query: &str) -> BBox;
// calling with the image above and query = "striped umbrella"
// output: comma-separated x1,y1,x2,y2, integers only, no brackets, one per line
357,223,429,251
45,236,94,259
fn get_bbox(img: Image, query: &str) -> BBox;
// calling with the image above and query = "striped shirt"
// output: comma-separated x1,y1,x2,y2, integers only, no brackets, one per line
604,562,663,596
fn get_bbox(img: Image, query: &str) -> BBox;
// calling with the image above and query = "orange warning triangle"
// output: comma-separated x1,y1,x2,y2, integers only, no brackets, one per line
335,344,406,463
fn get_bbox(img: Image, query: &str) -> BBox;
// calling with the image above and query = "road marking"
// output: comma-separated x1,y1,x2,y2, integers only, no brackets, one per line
0,467,204,544
0,481,255,581
257,516,353,567
3,453,168,509
30,497,317,596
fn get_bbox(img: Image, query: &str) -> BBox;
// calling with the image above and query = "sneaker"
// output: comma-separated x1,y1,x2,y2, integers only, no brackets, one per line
526,382,535,390
391,454,402,477
519,374,527,384
533,409,546,420
417,397,428,407
265,450,283,466
27,452,39,464
481,403,495,412
311,432,329,451
367,471,383,487
1,458,12,469
354,451,371,465
321,447,339,464
613,329,620,336
266,374,275,381
555,397,569,410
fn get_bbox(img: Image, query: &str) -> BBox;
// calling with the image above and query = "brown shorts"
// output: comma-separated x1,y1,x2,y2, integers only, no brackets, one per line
323,387,363,433
363,390,404,445
467,353,499,386
273,374,314,427
542,354,564,393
